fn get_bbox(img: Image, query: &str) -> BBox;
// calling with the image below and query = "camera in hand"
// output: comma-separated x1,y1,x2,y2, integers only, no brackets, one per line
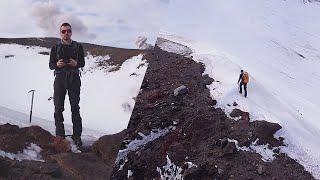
63,58,70,64
61,45,76,65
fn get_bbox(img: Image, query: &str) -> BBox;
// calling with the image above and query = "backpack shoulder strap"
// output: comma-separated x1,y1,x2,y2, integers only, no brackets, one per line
72,41,80,61
55,42,62,60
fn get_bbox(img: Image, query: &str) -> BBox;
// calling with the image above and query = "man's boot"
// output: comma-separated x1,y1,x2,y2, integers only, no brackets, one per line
72,135,82,148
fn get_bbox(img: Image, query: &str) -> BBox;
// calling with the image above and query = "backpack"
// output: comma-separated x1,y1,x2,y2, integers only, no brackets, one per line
55,40,80,62
53,41,81,75
243,72,249,83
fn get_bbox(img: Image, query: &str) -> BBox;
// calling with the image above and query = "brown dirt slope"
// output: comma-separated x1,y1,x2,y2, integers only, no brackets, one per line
0,37,148,70
110,46,314,180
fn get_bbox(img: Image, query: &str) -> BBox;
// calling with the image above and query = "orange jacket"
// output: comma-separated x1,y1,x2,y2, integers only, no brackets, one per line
243,72,249,83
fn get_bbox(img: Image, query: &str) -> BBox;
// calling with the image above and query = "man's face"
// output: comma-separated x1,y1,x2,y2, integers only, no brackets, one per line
60,25,72,40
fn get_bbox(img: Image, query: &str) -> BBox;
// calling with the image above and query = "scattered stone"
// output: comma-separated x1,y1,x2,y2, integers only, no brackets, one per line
207,166,218,176
222,142,237,156
202,74,214,86
130,72,138,76
38,51,49,55
273,148,280,154
52,153,111,179
183,167,203,179
217,168,224,177
173,119,180,125
230,108,243,118
4,55,14,58
137,125,151,136
233,102,238,106
279,137,285,142
140,80,149,89
257,164,266,175
92,130,126,166
208,99,217,106
248,131,254,138
253,121,282,144
174,85,189,96
217,137,228,149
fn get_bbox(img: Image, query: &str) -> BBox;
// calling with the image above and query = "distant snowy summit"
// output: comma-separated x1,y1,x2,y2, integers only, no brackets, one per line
135,36,154,50
155,31,195,56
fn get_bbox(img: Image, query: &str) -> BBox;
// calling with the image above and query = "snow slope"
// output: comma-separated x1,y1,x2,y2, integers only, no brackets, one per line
0,44,148,134
158,1,320,178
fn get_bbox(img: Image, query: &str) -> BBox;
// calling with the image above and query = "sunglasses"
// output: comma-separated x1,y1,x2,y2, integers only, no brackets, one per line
61,29,72,34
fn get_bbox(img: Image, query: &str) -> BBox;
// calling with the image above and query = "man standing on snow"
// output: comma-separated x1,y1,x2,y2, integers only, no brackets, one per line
238,70,249,98
49,22,85,147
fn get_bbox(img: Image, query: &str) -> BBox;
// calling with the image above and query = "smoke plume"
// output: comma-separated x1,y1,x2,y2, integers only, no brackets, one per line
31,2,96,40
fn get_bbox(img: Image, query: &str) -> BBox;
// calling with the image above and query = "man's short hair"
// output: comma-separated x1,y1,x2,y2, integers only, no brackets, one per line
61,22,71,29
241,70,244,72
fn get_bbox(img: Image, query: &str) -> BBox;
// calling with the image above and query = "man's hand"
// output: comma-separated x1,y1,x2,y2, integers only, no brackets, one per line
68,58,77,67
57,59,65,68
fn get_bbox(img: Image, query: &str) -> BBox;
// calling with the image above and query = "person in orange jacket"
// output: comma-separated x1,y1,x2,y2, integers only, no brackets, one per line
238,70,249,97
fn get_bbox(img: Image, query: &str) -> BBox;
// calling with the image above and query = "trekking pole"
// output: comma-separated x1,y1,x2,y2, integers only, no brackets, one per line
28,90,36,123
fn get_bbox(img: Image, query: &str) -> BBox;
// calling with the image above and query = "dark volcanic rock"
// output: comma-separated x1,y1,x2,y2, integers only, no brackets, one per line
0,123,55,155
110,44,314,179
38,51,50,55
222,142,237,156
92,129,126,167
52,153,111,179
0,123,123,180
0,157,9,177
230,108,243,118
208,99,217,106
257,164,267,175
183,167,205,180
241,112,250,122
252,120,282,145
0,156,68,180
4,54,14,58
174,85,189,96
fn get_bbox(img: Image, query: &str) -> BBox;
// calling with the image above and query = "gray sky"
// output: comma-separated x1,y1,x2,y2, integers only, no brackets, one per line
0,0,169,48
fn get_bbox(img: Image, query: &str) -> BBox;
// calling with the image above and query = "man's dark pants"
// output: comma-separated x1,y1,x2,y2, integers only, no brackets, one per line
239,82,247,97
54,72,82,137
